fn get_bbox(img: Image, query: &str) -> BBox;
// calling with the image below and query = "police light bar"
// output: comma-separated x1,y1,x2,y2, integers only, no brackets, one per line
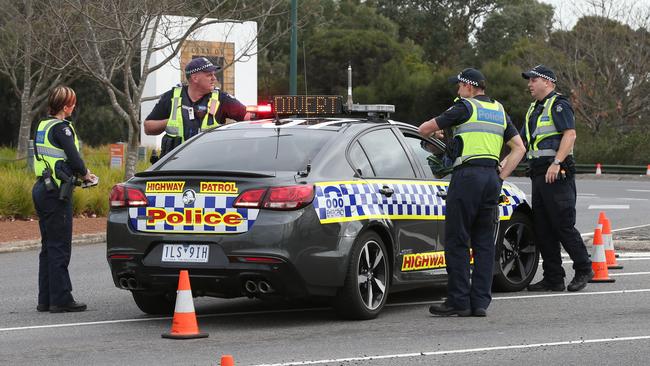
347,104,395,114
273,95,343,116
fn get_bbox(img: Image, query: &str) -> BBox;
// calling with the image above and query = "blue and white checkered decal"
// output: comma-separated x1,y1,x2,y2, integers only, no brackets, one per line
313,180,526,224
128,194,259,234
313,180,447,224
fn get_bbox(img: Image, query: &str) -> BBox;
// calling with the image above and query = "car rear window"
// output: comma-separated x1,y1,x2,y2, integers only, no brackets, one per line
157,128,333,172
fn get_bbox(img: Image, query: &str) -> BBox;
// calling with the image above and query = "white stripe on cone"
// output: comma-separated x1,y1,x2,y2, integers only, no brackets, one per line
603,233,614,251
592,243,606,263
174,289,195,313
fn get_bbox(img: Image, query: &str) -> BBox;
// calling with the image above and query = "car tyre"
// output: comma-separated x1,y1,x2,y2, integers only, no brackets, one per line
131,291,175,315
493,211,539,292
334,231,390,320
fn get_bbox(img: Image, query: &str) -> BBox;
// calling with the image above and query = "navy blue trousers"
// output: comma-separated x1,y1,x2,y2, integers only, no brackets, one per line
531,173,591,283
32,179,74,306
444,166,501,310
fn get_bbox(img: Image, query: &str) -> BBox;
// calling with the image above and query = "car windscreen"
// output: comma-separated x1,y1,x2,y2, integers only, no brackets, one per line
156,128,333,172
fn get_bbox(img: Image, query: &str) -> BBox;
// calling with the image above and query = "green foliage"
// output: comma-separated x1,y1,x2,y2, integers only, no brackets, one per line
476,0,554,61
0,146,151,219
574,125,650,165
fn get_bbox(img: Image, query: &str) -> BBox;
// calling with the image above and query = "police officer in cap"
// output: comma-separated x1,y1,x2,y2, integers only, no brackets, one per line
521,65,593,292
33,85,96,313
420,68,526,317
144,57,251,157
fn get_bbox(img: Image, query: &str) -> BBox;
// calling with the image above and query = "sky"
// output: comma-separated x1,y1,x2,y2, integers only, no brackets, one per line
540,0,650,29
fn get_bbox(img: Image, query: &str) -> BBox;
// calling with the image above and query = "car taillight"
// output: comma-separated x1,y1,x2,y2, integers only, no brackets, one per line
109,184,148,207
233,188,267,208
233,185,314,210
264,185,314,210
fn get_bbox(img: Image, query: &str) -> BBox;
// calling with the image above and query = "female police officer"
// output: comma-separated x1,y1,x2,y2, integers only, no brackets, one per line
32,86,96,313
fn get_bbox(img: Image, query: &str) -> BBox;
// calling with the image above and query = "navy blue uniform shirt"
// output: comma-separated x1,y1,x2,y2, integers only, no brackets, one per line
519,91,575,167
146,86,247,141
434,95,518,166
43,120,87,177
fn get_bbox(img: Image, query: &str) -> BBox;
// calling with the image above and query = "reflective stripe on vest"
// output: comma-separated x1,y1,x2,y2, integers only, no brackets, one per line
452,97,507,167
524,94,562,154
165,87,221,141
33,118,79,187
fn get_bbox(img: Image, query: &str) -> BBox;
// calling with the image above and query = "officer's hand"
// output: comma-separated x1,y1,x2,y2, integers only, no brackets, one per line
433,130,444,139
545,164,560,184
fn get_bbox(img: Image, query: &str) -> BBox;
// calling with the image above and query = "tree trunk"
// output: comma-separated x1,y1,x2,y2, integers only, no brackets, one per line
124,119,140,180
16,0,33,159
16,97,34,159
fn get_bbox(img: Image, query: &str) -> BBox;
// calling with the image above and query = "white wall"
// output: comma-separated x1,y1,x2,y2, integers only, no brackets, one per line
140,17,258,148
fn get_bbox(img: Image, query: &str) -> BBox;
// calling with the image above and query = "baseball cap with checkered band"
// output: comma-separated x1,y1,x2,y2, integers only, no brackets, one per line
522,64,557,83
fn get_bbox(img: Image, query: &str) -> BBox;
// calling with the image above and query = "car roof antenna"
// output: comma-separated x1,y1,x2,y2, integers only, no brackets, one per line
347,62,353,111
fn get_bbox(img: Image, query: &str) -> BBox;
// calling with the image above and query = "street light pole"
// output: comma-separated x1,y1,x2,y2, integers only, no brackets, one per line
290,0,298,95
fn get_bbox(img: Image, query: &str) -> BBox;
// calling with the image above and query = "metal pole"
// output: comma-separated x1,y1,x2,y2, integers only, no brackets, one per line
290,0,298,95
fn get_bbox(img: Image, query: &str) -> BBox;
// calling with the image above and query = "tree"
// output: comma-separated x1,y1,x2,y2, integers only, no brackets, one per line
370,0,510,66
46,0,285,179
552,15,650,133
0,0,76,159
475,0,554,61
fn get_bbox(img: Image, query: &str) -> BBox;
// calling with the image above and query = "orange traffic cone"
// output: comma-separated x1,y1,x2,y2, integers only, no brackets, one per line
162,270,208,339
602,217,623,269
646,164,650,176
589,228,615,283
220,355,235,366
595,163,602,175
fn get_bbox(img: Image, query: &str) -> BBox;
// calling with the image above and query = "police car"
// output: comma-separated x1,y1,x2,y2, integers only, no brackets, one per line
107,96,538,319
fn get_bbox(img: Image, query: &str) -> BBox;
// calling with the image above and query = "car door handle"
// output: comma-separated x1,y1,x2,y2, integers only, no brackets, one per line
436,191,447,200
379,186,394,197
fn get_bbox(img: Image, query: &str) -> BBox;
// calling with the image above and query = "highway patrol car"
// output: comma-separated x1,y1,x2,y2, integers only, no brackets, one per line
107,96,538,319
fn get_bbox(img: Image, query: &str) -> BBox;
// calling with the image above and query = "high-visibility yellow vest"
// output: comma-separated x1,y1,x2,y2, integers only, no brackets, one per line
524,94,562,159
164,87,221,142
33,118,79,187
452,97,507,167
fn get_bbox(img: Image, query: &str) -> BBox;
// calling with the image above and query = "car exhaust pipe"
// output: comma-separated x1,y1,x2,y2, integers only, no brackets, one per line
244,280,258,293
119,277,129,289
258,280,274,294
127,278,138,290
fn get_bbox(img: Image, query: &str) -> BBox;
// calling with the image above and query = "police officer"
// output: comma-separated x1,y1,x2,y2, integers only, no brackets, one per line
419,68,526,317
521,65,593,292
144,57,251,157
33,86,96,313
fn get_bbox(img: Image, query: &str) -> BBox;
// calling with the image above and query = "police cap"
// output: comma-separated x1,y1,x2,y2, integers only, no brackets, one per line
448,68,486,88
185,57,220,78
522,64,557,83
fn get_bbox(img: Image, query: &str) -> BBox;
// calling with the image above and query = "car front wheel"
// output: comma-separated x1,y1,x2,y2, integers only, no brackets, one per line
334,231,390,320
493,211,539,292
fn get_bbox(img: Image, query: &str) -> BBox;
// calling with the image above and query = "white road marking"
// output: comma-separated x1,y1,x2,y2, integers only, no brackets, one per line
588,205,630,210
4,289,650,334
580,223,650,237
249,335,650,366
610,272,650,277
617,198,648,201
627,189,650,193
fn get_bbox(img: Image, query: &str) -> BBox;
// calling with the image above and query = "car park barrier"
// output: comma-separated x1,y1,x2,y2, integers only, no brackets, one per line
588,227,615,283
162,270,209,339
513,163,650,176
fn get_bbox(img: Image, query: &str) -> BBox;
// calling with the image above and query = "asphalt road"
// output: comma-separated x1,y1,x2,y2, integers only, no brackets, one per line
507,177,650,234
1,177,648,365
1,247,650,365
